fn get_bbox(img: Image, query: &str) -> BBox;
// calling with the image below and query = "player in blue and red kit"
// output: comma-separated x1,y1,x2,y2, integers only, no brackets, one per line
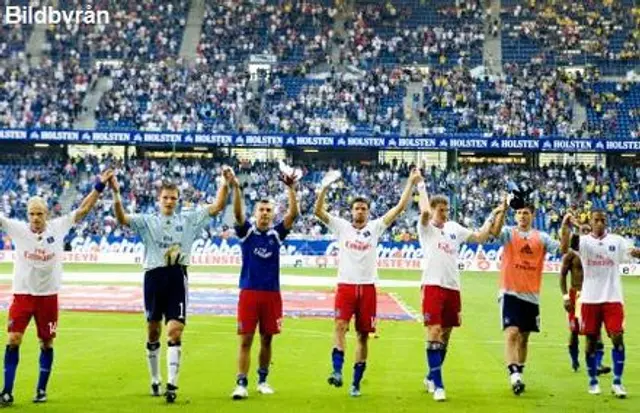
229,170,299,399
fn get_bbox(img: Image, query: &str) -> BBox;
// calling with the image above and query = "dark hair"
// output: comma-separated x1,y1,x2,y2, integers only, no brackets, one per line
517,203,536,213
257,198,274,205
430,195,449,208
159,181,180,196
591,208,607,216
351,197,370,208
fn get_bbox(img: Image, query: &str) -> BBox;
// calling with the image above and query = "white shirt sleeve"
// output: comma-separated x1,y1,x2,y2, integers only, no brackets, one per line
417,220,435,242
129,214,146,232
50,211,77,236
453,222,473,243
0,215,24,238
618,236,635,263
325,214,349,235
372,218,388,237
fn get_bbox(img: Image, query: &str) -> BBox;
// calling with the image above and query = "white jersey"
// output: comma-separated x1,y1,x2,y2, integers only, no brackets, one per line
418,220,472,291
325,215,387,284
0,212,76,296
578,233,634,304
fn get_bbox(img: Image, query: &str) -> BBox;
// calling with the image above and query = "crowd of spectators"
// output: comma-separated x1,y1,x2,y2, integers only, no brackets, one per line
418,62,576,138
340,0,485,69
0,56,97,129
2,154,639,248
501,0,640,74
198,0,336,68
44,0,189,64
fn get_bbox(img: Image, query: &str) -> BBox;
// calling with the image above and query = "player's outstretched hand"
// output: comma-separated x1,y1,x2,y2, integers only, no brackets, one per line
493,197,508,215
409,168,422,185
108,174,120,193
222,165,239,187
100,169,114,183
562,212,576,227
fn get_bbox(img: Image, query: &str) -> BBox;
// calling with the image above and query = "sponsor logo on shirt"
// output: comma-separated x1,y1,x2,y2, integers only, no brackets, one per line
586,254,615,267
520,244,534,255
253,247,273,259
609,245,616,252
175,226,183,232
345,241,372,252
23,248,55,262
437,241,456,255
46,236,55,244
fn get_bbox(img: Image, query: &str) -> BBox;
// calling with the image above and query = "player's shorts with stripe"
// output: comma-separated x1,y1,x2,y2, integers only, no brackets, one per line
143,265,188,324
237,289,283,335
334,283,377,333
422,285,461,328
567,288,580,334
580,302,624,336
500,293,540,332
8,294,59,340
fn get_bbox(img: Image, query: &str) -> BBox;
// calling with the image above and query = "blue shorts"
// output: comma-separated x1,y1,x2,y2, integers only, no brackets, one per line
143,265,188,324
500,294,540,333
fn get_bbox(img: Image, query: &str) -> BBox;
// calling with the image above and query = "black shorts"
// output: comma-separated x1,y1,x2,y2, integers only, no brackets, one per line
143,265,188,324
500,294,540,333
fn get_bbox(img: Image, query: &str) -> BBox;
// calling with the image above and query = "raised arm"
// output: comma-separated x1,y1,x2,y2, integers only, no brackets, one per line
490,197,508,237
383,168,421,227
417,178,431,227
283,181,299,230
467,199,508,243
314,185,331,225
74,169,113,223
230,172,244,226
560,253,574,312
206,167,232,217
560,212,575,254
110,175,131,226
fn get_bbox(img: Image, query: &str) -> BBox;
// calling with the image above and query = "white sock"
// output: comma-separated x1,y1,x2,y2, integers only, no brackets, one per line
167,343,182,386
146,342,161,384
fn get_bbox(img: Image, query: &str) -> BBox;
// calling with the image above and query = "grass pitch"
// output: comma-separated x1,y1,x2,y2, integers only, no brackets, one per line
0,263,639,412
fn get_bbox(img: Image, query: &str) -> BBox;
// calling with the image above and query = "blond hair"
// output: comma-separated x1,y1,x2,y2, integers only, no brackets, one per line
27,196,48,211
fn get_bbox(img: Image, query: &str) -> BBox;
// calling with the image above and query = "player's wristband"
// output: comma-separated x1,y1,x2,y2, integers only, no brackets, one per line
113,191,121,203
562,293,570,301
417,182,426,191
94,181,106,193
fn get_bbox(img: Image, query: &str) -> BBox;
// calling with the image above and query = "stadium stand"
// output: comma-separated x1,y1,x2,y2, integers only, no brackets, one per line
501,0,640,75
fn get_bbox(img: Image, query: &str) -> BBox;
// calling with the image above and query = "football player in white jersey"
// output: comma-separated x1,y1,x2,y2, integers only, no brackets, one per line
417,179,507,401
561,209,640,398
0,169,114,406
314,168,422,397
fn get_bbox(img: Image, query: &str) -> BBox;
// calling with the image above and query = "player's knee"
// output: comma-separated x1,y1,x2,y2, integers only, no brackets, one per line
335,320,348,334
166,323,184,343
260,334,273,348
610,333,624,349
505,327,519,342
40,339,54,350
7,333,23,347
357,331,369,343
427,325,444,341
147,322,161,342
241,334,254,349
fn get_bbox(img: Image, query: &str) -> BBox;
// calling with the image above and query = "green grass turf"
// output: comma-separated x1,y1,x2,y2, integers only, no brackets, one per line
1,266,640,411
